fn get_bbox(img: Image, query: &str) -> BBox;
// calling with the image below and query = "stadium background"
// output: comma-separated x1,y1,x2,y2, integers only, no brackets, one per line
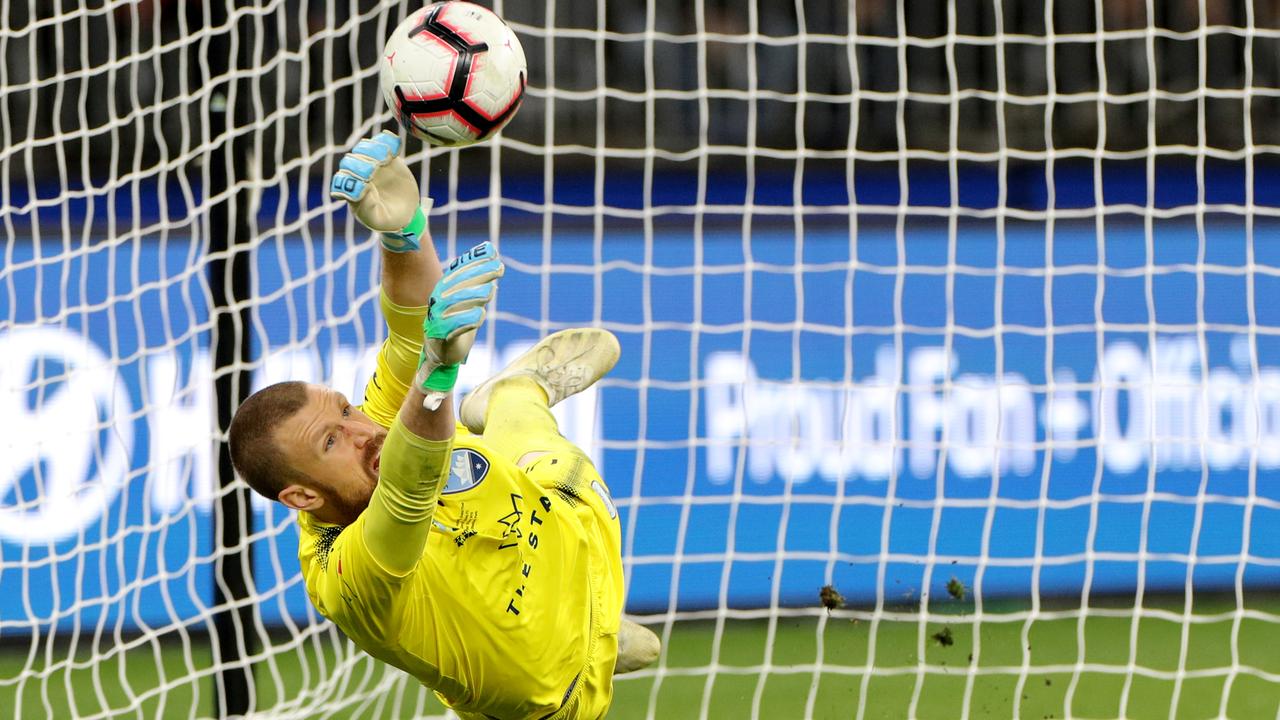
4,0,1280,718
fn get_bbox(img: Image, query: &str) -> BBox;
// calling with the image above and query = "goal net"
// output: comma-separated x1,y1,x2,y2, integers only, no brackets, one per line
4,0,1280,718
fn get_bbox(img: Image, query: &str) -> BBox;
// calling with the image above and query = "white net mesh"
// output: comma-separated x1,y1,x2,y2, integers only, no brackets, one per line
4,1,1280,718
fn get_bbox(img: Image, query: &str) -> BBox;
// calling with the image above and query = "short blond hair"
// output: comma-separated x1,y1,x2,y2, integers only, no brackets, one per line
228,381,310,500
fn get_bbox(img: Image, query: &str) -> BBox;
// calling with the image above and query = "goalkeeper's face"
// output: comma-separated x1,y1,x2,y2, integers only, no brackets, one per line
275,384,385,525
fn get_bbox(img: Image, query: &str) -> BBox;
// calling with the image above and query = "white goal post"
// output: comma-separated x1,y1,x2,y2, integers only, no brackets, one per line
3,1,1280,718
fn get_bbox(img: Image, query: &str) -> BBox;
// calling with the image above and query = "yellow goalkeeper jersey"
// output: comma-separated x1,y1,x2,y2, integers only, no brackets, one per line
294,292,616,720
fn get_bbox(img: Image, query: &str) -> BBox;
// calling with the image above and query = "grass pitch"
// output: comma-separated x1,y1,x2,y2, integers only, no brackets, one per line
3,596,1279,719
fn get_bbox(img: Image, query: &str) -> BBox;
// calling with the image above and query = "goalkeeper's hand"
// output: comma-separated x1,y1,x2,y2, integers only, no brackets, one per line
329,130,432,253
414,241,505,410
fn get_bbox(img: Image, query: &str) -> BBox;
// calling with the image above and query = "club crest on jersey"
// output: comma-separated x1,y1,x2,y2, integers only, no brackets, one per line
443,448,490,494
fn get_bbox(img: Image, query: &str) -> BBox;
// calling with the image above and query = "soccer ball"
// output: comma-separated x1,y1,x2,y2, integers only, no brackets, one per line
380,2,527,147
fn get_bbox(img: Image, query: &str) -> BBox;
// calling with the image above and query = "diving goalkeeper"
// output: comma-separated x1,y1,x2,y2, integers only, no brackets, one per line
228,132,658,720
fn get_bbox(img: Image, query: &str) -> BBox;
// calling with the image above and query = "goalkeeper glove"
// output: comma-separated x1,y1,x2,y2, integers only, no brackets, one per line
414,241,505,410
329,130,432,253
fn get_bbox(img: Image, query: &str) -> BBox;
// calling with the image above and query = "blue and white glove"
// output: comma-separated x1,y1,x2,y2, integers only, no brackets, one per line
414,241,505,410
329,130,432,253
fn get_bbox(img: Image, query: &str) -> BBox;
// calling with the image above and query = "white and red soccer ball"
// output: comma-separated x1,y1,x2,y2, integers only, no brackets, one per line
380,2,527,147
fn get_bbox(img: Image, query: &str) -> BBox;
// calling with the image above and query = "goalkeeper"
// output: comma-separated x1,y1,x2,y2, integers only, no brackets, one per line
228,132,658,720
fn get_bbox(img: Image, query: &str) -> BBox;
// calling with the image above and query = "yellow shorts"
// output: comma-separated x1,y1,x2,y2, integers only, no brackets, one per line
524,451,623,720
474,377,625,719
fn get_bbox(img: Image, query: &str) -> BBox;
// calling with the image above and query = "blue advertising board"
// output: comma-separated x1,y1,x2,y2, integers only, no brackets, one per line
3,213,1280,633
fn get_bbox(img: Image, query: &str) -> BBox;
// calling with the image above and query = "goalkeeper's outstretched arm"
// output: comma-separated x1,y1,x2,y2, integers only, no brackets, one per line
359,242,505,577
330,131,445,426
329,130,442,309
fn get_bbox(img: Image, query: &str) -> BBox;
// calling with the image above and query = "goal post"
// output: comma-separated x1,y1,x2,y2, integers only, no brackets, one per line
207,0,257,715
3,1,1280,719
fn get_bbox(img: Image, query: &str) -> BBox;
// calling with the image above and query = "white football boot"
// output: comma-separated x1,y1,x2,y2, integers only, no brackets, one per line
459,328,621,434
615,619,661,674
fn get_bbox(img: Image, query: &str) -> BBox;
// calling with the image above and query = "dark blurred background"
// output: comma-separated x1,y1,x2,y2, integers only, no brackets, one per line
4,0,1279,213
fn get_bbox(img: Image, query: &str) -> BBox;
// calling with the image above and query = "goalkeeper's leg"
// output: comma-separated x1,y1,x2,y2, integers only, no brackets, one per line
470,376,580,467
463,329,659,675
461,327,620,468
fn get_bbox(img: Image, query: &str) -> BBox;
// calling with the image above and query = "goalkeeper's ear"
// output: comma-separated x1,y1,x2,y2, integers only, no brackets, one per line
278,484,324,512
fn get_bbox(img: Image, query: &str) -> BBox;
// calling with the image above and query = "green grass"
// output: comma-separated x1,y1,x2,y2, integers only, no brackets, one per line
4,597,1279,719
610,599,1280,720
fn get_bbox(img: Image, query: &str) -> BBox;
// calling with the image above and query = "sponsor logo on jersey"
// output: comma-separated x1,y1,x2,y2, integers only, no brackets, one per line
442,448,490,494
